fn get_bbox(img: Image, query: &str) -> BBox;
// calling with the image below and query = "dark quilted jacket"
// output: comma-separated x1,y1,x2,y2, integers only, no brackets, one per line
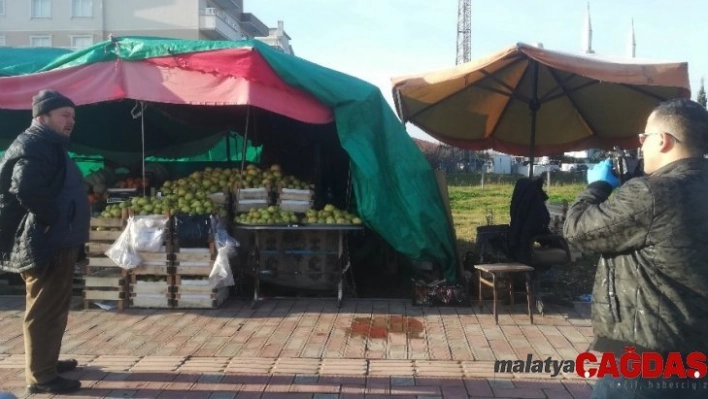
0,123,68,273
563,157,708,354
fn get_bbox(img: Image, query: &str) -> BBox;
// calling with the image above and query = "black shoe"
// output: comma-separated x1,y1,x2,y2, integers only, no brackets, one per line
57,359,78,373
27,376,81,394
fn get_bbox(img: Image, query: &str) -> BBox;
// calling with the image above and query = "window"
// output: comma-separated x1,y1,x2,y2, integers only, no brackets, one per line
72,0,92,18
71,35,93,50
0,0,5,16
30,35,52,47
0,36,6,47
31,0,51,18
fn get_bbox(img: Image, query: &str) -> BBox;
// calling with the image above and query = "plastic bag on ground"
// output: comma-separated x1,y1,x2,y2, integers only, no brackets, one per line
105,218,142,270
209,215,239,289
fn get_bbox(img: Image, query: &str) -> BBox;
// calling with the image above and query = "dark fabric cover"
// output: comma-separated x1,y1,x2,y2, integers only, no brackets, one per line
507,177,553,269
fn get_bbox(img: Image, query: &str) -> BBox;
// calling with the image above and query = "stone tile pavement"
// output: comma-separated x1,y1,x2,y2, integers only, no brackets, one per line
0,296,596,398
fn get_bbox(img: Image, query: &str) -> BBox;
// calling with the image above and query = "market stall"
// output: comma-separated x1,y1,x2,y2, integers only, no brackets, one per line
0,37,458,307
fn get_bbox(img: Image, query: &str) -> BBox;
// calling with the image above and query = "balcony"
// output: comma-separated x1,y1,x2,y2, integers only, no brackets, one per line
212,0,242,14
199,8,244,41
239,13,270,37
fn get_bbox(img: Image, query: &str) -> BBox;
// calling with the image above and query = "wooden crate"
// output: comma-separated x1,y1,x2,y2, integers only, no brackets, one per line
171,275,212,294
208,191,231,205
173,286,229,309
130,249,172,275
130,296,173,308
82,268,129,310
234,186,270,200
84,216,130,309
87,216,126,245
172,245,216,277
129,274,173,308
278,199,313,213
234,199,269,212
278,188,313,201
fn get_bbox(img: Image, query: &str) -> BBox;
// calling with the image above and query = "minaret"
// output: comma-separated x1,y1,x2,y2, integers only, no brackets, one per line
583,2,594,54
627,19,636,58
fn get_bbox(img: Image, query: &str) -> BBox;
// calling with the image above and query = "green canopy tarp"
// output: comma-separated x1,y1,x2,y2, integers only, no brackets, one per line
0,37,458,281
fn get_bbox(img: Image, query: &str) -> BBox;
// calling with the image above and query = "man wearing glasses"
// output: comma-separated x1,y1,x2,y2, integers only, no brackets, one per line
564,98,708,398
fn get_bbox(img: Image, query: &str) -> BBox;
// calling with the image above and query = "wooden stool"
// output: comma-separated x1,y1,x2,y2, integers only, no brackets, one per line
475,263,534,324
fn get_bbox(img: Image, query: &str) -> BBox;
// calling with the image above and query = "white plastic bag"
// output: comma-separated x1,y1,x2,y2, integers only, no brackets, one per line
105,219,142,270
209,216,239,289
129,215,169,253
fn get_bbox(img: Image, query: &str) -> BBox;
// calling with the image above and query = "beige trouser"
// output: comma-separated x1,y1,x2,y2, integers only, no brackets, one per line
20,247,79,384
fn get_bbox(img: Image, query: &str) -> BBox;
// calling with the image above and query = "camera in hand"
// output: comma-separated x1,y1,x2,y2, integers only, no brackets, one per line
611,146,644,184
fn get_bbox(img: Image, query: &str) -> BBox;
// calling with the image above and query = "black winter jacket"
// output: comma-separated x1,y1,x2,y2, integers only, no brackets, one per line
563,157,708,354
0,123,69,273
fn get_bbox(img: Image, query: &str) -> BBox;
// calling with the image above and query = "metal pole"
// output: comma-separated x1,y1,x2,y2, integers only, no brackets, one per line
240,107,251,171
528,61,541,178
225,132,232,163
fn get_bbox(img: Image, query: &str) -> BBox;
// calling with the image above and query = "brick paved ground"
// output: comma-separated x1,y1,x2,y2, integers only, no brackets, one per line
0,296,596,398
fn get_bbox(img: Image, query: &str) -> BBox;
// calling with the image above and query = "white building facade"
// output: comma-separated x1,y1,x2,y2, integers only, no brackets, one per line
0,0,293,53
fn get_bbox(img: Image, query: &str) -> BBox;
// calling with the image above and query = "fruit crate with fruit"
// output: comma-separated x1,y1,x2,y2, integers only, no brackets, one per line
83,215,130,310
125,212,174,308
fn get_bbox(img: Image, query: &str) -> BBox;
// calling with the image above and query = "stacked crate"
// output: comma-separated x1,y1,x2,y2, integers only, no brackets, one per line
171,230,229,309
277,188,313,213
83,215,129,310
128,215,174,308
84,212,230,310
233,185,271,213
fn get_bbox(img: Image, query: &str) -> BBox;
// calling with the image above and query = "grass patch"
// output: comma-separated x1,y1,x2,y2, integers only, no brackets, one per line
447,178,596,300
449,182,584,243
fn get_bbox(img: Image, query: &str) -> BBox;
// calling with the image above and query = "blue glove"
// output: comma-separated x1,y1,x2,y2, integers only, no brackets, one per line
587,158,620,188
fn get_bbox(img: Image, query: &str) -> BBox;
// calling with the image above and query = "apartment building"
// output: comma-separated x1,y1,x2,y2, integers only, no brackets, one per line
0,0,293,54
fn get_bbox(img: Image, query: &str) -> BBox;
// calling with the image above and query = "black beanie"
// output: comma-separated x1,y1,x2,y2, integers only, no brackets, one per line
32,89,75,117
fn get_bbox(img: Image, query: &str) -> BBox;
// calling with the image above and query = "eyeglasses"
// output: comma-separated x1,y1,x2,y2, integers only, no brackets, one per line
638,132,682,145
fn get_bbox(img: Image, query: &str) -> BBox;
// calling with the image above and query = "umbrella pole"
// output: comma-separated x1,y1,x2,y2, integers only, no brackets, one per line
528,61,540,178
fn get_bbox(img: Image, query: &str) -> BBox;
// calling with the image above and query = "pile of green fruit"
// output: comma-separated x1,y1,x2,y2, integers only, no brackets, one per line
157,164,313,192
301,204,362,225
235,206,299,225
237,164,313,190
160,166,237,195
99,204,125,219
97,196,227,217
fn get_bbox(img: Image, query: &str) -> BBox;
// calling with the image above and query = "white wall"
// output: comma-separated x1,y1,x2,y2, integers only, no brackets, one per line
105,0,199,32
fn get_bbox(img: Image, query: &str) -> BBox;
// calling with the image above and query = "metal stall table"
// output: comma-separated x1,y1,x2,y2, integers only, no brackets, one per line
234,224,364,308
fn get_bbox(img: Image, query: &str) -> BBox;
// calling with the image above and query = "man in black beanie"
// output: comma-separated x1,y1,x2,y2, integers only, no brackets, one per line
0,89,90,394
